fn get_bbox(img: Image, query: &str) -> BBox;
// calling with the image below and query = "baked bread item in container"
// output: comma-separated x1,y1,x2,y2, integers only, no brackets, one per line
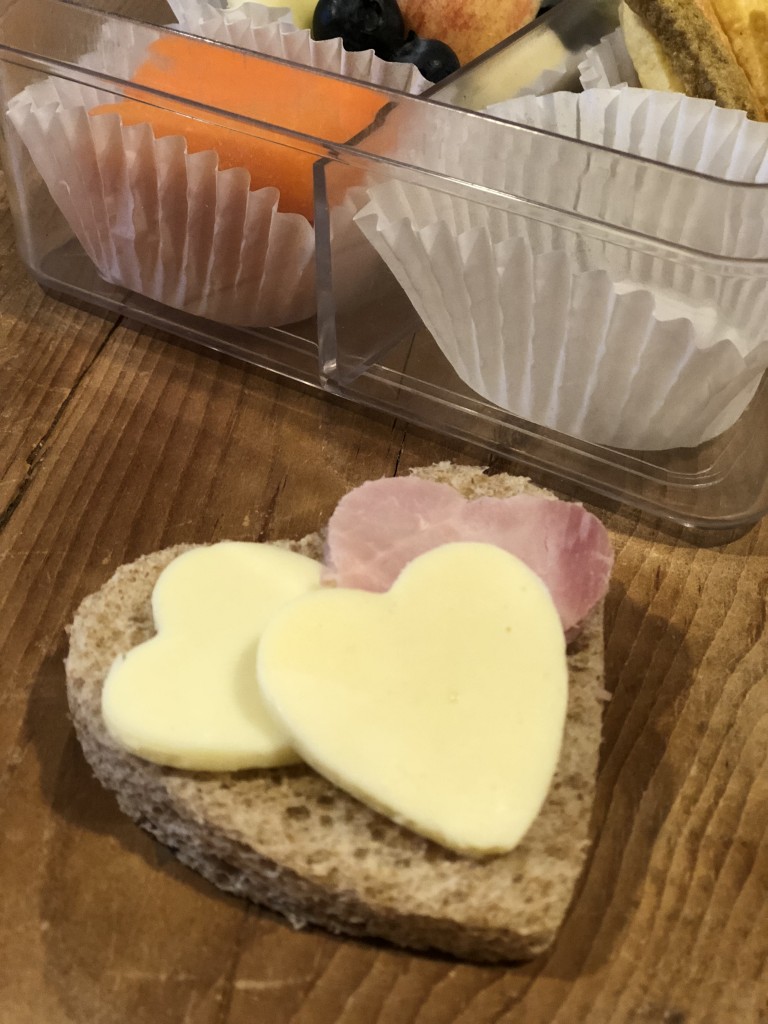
620,0,767,120
64,463,612,963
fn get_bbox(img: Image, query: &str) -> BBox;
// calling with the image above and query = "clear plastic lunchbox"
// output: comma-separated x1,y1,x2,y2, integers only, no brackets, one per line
1,0,767,531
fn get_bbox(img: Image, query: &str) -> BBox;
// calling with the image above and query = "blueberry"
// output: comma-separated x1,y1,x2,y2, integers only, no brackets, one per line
312,0,405,57
390,32,460,83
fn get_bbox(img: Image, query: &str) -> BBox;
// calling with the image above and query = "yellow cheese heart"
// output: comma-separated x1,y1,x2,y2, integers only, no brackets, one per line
101,542,321,770
257,542,568,855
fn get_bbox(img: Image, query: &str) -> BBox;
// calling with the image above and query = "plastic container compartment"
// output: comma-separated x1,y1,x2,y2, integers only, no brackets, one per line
0,0,386,387
2,0,768,530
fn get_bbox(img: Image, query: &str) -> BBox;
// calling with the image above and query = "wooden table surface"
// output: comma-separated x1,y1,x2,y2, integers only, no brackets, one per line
0,159,766,1024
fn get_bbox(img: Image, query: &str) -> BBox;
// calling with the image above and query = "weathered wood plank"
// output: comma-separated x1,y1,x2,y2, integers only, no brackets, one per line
0,173,119,518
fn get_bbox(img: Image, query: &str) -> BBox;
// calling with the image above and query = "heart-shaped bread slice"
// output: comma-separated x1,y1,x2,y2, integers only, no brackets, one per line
65,464,609,962
259,542,568,855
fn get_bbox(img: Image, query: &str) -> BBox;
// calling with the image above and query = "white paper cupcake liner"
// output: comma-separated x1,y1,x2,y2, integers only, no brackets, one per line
334,87,768,448
169,0,293,33
354,92,768,285
167,0,432,94
485,87,768,259
358,84,768,259
354,185,768,449
578,28,639,90
8,72,316,326
487,88,768,182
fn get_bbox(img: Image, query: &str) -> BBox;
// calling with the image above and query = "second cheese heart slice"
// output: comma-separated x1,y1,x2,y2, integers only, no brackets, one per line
101,542,322,770
258,542,568,856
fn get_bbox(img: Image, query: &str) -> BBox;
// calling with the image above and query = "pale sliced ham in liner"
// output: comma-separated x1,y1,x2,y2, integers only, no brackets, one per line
323,476,613,637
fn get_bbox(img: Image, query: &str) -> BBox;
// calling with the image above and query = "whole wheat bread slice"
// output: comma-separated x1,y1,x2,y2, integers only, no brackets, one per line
623,0,766,120
64,464,607,963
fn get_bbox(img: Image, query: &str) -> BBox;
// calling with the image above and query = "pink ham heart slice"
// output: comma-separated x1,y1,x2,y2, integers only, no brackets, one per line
323,477,613,637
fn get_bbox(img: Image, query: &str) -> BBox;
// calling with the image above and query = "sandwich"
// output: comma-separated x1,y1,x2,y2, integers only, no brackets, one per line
620,0,767,120
64,462,613,962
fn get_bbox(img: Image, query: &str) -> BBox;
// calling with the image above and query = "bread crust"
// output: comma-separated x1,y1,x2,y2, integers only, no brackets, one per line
623,0,766,119
64,464,607,963
711,0,768,115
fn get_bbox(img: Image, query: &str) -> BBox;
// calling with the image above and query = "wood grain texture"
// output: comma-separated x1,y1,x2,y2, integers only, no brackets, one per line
0,159,766,1024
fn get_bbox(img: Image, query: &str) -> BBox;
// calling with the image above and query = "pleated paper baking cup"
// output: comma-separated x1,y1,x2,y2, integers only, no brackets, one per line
168,0,292,33
487,88,768,182
353,182,768,450
7,77,316,327
578,28,639,90
167,0,432,94
485,87,768,259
